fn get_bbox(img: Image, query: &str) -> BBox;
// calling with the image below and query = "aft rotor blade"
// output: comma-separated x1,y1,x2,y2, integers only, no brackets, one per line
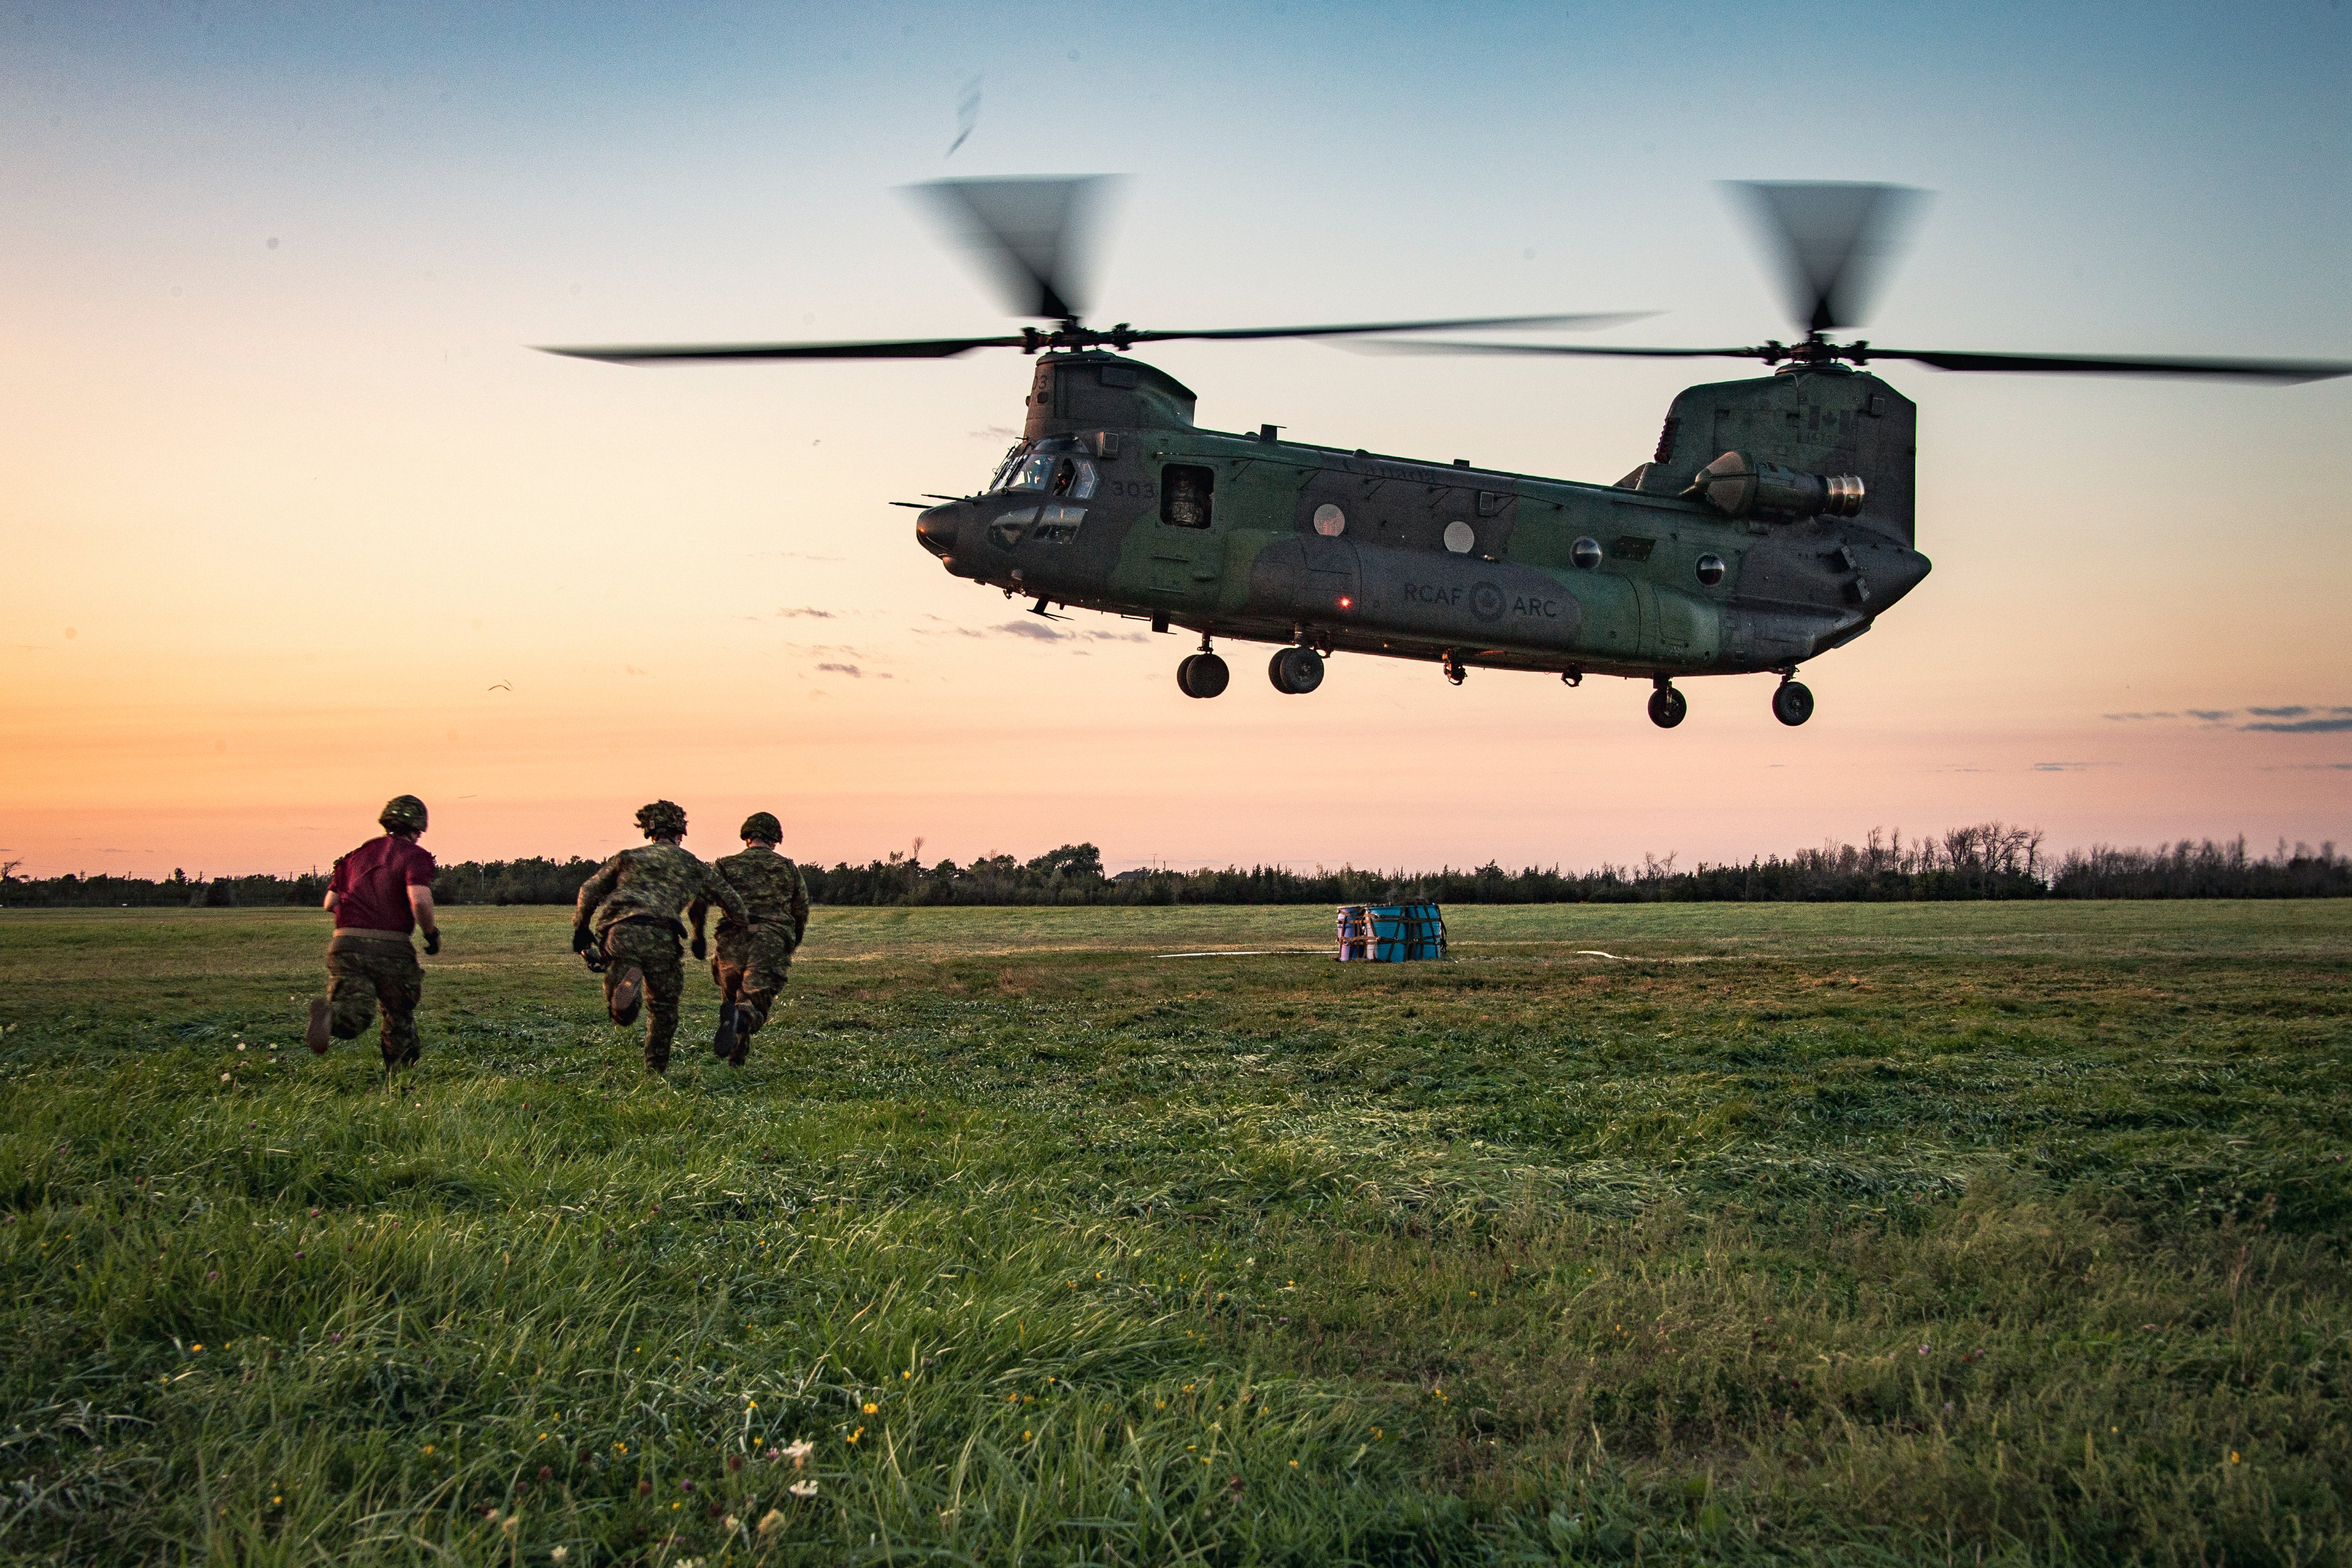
1122,311,1654,345
539,335,1028,363
906,175,1116,322
1867,348,2352,383
1728,181,1927,335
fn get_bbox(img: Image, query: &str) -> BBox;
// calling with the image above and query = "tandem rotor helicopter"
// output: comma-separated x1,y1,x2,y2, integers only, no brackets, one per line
548,179,2347,729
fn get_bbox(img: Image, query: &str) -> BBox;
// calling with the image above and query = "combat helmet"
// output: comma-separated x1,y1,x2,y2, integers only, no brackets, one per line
378,795,430,833
740,811,783,844
635,800,688,840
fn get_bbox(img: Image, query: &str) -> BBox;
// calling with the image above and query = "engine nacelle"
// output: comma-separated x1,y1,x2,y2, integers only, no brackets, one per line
1686,450,1865,521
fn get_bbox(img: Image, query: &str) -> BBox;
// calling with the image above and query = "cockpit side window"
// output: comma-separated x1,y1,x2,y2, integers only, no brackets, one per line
1050,457,1100,500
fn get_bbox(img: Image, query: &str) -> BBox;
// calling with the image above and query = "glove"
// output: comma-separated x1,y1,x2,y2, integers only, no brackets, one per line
423,930,442,957
571,926,595,954
690,934,707,961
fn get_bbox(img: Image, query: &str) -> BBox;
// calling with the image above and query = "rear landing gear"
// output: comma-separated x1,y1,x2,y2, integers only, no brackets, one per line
1647,679,1687,729
1442,650,1468,686
1771,677,1815,727
1177,642,1229,699
1268,646,1324,694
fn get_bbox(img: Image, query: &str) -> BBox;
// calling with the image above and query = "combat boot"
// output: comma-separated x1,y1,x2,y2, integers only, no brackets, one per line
305,997,332,1054
728,1007,753,1066
607,966,644,1027
711,1002,737,1060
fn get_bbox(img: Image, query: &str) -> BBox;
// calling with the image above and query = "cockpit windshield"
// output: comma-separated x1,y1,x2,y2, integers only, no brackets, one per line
989,443,1097,498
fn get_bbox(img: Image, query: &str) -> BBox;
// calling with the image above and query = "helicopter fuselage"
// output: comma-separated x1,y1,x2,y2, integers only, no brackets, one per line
914,351,1931,703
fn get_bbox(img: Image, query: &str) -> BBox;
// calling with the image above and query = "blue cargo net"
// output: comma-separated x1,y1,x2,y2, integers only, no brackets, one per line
1336,903,1446,962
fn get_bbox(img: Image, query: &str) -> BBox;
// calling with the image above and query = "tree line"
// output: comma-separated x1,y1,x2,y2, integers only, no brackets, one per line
3,827,2344,908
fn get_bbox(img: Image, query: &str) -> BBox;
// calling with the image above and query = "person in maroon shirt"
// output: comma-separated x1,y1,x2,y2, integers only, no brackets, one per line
304,794,442,1067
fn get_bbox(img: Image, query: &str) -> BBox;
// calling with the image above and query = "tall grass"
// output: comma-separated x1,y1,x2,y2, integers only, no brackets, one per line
1,902,2347,1565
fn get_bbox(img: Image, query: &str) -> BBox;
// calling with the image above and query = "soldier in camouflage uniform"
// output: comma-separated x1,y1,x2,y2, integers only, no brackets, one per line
690,811,810,1065
571,801,748,1074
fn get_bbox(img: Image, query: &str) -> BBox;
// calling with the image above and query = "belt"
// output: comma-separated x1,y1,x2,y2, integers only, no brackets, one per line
610,912,687,938
330,927,412,945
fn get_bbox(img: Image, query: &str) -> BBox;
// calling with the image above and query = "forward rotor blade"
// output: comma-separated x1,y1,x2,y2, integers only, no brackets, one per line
906,175,1116,322
1349,339,1759,360
540,314,1653,365
1121,311,1654,345
539,335,1027,363
1728,181,1927,335
1867,348,2352,383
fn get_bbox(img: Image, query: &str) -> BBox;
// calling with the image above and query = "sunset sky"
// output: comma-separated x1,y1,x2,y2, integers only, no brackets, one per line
3,1,2347,880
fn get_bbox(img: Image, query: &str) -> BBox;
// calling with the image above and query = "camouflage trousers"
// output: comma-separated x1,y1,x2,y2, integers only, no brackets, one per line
712,924,796,1046
326,932,423,1067
602,919,684,1073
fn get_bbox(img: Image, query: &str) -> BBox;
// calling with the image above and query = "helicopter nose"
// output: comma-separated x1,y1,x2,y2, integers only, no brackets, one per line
915,501,966,563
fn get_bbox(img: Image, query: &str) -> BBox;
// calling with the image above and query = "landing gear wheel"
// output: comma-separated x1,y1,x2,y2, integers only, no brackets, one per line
1177,651,1229,699
1442,651,1468,686
1771,679,1815,727
1647,685,1688,729
1268,646,1325,695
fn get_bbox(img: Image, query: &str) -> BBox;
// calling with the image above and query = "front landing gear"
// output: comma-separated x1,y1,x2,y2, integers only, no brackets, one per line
1647,678,1687,729
1441,650,1468,686
1771,677,1815,727
1177,636,1230,699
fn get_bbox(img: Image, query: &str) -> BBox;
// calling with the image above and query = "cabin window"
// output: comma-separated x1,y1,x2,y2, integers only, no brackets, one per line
1160,464,1214,529
1609,536,1655,562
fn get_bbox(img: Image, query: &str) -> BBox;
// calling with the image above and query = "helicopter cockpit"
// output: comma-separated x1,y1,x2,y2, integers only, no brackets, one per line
982,440,1099,548
987,440,1101,501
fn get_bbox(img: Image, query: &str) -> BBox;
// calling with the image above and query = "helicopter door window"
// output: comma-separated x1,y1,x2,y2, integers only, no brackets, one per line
1000,452,1055,493
1160,465,1214,529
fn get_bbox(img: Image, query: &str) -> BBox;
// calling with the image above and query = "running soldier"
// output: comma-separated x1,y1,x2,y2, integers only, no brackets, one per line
571,800,748,1074
690,811,810,1065
305,794,441,1068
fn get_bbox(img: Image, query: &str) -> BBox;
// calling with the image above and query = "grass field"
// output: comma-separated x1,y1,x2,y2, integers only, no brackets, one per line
2,901,2347,1566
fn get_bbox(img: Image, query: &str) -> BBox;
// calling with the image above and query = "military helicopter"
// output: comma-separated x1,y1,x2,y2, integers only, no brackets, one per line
547,179,2347,728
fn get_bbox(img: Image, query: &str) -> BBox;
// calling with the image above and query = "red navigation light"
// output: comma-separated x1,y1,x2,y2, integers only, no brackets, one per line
1338,596,1353,609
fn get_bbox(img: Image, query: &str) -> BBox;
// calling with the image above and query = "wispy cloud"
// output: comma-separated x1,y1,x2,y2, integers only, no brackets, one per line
969,620,1148,644
2033,761,2100,772
815,662,863,677
775,607,839,620
2243,716,2352,733
2100,702,2352,734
